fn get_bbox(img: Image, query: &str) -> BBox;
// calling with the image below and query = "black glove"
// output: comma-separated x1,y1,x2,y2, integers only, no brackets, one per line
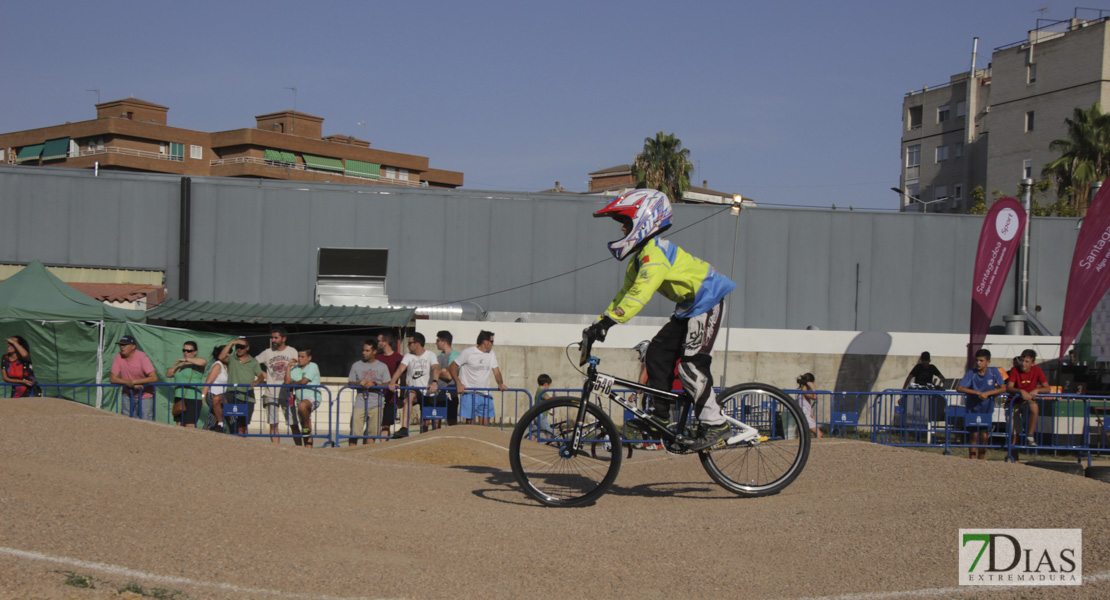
584,316,617,343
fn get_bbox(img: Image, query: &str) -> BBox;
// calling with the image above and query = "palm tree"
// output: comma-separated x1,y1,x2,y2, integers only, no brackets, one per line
1042,103,1110,214
632,132,694,202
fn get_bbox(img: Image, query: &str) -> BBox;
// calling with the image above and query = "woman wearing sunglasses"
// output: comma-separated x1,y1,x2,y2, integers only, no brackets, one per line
166,341,207,428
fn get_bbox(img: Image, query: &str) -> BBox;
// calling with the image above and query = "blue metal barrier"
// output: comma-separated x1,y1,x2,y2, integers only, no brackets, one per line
872,389,962,447
335,385,534,445
11,380,1110,460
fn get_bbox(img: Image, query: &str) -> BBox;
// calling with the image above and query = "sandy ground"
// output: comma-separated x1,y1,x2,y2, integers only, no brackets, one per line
1,397,1109,600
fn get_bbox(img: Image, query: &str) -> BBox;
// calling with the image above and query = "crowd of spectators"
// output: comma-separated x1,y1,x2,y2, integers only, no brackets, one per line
55,327,511,446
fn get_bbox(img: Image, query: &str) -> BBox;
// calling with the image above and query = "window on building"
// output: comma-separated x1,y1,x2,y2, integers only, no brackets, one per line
1028,63,1037,83
190,145,203,160
954,184,964,201
935,184,949,200
1026,111,1035,132
96,138,104,151
907,145,921,168
906,181,920,200
385,167,396,179
956,101,967,118
169,143,184,160
908,106,922,130
398,168,409,181
159,143,166,155
936,145,949,163
938,105,950,123
1023,158,1033,179
955,142,964,158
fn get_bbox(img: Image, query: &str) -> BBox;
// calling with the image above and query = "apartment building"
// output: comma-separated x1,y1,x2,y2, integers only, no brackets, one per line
0,98,463,188
899,12,1110,213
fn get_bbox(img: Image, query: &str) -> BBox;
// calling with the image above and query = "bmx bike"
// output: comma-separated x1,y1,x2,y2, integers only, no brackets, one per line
508,333,811,507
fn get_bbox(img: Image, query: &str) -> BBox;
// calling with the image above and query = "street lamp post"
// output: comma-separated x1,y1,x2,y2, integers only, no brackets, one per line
891,187,945,212
721,194,743,388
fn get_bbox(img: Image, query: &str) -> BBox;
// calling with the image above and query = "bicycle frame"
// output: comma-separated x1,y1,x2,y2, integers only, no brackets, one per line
572,336,760,451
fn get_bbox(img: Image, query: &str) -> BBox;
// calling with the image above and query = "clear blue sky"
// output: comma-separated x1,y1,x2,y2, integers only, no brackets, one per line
2,1,1104,210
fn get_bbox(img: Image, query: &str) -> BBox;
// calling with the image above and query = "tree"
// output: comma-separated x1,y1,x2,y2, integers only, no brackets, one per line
632,132,693,202
965,181,1078,217
1041,103,1110,214
966,186,987,215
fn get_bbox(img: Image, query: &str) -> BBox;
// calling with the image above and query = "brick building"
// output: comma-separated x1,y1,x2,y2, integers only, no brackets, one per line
0,98,463,188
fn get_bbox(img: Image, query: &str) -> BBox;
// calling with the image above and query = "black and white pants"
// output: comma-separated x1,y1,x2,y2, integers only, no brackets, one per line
644,300,726,426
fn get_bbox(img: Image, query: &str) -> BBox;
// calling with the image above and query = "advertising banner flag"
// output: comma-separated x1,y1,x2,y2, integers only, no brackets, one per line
1060,179,1110,359
969,197,1026,366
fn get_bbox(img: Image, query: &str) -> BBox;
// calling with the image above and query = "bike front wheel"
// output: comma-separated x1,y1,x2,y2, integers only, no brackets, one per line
509,397,622,507
699,383,810,497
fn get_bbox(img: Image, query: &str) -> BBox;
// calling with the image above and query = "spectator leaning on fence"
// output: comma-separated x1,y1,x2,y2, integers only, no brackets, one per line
1006,348,1049,448
375,331,404,435
449,330,507,427
435,330,460,425
956,349,1007,461
389,332,440,434
218,338,264,435
166,340,206,428
204,345,230,433
285,348,321,448
3,336,36,398
903,351,944,389
110,335,158,420
256,328,298,445
348,340,390,445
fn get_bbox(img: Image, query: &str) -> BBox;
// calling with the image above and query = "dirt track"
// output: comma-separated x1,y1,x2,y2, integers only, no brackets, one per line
2,397,1109,600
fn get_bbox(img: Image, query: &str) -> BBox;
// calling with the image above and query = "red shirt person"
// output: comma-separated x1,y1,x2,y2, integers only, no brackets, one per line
1005,349,1049,447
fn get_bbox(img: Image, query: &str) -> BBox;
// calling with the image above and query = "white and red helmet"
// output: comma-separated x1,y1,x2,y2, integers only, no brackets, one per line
593,189,673,261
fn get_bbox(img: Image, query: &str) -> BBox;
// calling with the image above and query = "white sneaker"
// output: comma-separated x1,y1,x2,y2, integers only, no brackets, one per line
1025,435,1037,447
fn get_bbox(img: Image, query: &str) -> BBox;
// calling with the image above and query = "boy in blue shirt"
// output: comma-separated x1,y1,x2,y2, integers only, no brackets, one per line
285,348,322,448
956,349,1006,460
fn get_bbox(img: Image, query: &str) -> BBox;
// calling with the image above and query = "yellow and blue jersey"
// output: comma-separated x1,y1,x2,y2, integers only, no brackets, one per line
603,237,737,323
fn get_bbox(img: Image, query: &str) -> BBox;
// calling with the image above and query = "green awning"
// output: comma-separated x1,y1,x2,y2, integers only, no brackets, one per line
264,149,297,164
41,137,70,160
147,298,415,327
17,144,44,162
345,159,381,179
302,153,344,172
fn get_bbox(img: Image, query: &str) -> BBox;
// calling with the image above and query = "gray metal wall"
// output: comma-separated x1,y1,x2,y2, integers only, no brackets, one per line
0,165,1079,334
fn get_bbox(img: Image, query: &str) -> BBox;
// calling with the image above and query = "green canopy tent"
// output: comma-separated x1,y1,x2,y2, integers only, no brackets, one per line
0,261,228,419
0,260,145,405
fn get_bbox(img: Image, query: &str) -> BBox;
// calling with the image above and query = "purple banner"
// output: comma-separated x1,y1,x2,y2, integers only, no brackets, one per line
1060,178,1110,359
968,197,1026,366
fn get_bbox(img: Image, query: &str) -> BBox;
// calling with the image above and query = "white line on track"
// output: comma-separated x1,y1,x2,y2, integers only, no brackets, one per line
6,545,1104,600
791,570,1110,599
0,546,398,600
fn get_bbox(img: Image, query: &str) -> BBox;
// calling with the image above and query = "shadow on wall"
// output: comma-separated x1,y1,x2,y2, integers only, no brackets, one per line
833,332,892,412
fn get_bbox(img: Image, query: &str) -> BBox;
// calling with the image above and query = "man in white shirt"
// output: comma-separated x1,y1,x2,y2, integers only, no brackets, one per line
388,332,440,433
256,328,299,444
448,330,507,426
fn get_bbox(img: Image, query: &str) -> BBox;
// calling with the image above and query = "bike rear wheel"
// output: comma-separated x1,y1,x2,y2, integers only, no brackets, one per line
509,397,622,507
699,383,810,497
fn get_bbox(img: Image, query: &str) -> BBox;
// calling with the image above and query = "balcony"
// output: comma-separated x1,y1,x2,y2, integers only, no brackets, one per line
73,146,184,162
209,156,428,187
